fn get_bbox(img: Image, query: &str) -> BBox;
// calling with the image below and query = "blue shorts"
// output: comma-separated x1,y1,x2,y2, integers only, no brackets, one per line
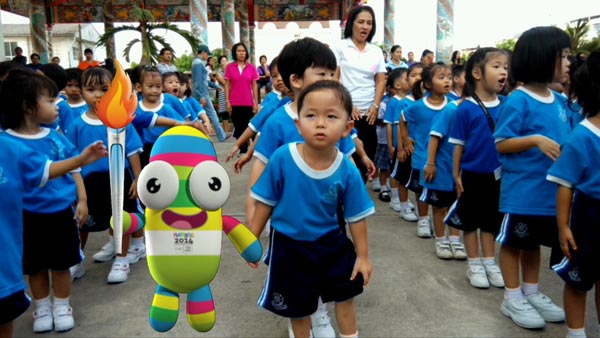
258,229,364,318
390,150,411,185
0,290,30,325
553,192,600,291
406,168,423,194
419,187,455,208
445,170,503,234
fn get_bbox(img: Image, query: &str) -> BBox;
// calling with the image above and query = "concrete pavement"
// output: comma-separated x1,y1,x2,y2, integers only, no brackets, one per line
13,139,598,337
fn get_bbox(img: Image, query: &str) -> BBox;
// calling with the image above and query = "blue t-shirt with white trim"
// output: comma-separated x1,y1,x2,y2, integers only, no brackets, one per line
494,87,569,215
161,93,190,120
449,97,504,173
57,100,88,132
383,95,405,148
251,142,375,241
249,94,291,133
547,119,600,197
135,102,184,145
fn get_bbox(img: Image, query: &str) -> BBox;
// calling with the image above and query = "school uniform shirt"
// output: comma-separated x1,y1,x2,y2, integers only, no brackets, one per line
421,101,458,192
1,128,79,212
57,100,88,133
161,93,191,121
400,95,417,140
383,95,405,148
376,95,391,145
182,96,206,121
248,92,291,133
251,142,375,241
449,97,504,174
0,137,50,298
136,101,184,145
332,38,387,111
253,103,356,164
402,97,449,170
224,62,259,107
65,114,143,178
494,87,569,216
547,119,600,197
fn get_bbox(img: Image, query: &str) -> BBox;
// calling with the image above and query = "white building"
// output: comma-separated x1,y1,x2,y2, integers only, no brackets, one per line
3,23,104,68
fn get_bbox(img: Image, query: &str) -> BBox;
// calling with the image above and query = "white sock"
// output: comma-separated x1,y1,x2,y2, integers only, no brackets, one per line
481,257,496,266
391,189,399,200
34,296,52,309
131,236,144,247
522,282,539,296
566,327,586,338
53,296,69,307
390,197,400,204
317,297,326,312
418,216,428,222
340,331,358,338
435,236,447,242
468,258,482,267
504,287,524,300
448,236,461,243
399,201,408,209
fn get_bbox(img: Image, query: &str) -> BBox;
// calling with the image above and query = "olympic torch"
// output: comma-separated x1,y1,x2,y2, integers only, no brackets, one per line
96,60,138,254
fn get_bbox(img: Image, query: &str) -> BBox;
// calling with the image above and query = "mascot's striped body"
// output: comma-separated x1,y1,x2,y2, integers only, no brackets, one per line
137,126,262,332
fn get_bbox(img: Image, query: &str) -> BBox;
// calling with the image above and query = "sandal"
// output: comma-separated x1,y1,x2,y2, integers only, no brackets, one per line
378,190,391,202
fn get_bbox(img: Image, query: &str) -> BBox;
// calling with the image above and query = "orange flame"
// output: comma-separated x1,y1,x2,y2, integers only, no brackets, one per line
96,60,137,129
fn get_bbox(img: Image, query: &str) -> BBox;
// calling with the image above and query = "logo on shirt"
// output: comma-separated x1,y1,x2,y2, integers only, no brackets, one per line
322,181,342,204
557,106,568,123
568,266,582,282
513,222,529,238
0,167,7,185
271,293,288,311
50,139,66,159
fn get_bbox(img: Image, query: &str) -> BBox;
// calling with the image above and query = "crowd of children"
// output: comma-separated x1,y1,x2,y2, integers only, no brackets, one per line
1,16,600,338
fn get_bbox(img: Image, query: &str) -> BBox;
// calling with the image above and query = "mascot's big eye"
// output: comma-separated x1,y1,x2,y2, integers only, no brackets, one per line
137,160,179,210
189,161,231,210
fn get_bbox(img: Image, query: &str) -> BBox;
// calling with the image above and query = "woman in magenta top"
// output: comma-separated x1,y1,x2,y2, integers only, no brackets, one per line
224,42,259,154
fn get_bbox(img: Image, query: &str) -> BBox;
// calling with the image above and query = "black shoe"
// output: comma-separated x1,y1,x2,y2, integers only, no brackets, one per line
378,190,391,202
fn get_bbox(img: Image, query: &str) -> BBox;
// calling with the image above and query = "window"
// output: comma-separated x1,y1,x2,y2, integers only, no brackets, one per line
4,41,19,59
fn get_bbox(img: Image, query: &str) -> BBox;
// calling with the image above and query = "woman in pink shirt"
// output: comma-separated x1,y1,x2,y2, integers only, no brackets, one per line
224,42,259,155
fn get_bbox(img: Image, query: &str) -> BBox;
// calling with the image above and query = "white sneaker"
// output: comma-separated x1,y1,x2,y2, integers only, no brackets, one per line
372,180,381,192
407,200,415,210
435,240,453,259
501,298,545,329
107,260,130,284
400,207,418,222
310,309,335,338
416,219,432,238
93,241,115,262
389,199,402,212
526,292,565,322
467,264,490,288
450,241,467,260
484,263,505,288
126,244,146,264
33,305,53,333
53,304,74,332
69,262,85,281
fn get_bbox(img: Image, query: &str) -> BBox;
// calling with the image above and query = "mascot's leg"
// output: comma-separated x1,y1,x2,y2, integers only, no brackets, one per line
149,285,179,332
110,211,145,235
186,285,216,332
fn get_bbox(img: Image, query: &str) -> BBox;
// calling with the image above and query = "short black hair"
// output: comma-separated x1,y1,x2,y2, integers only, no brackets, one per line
0,61,27,80
81,67,113,89
386,68,408,90
297,80,353,119
452,64,465,79
231,42,250,62
421,49,433,60
511,26,571,84
343,5,376,43
84,48,93,55
0,69,58,130
65,68,83,84
30,53,40,59
390,45,402,54
571,48,600,117
159,47,173,56
39,63,67,91
269,56,279,71
277,37,337,91
463,48,508,98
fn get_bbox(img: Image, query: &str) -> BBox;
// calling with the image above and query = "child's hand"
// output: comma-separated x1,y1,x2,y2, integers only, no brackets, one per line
404,139,415,155
396,148,407,162
361,156,377,180
74,200,89,228
388,146,395,159
234,152,252,174
200,98,207,107
558,226,577,260
535,135,560,161
351,256,372,286
454,175,464,199
226,144,240,162
129,178,138,199
423,163,436,182
80,141,107,165
205,123,215,135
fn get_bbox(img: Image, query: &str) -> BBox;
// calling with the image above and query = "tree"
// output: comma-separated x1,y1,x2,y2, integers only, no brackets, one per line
97,3,199,65
566,19,590,52
173,53,195,73
496,39,516,52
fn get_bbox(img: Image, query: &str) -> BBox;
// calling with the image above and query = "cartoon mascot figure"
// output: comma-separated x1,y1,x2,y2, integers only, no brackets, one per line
137,126,262,332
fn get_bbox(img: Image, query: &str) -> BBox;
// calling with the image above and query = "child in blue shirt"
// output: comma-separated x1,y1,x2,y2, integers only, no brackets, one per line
57,68,87,133
66,66,145,285
250,80,373,338
0,69,92,334
448,64,465,101
373,76,393,201
494,26,571,330
446,48,509,289
548,49,600,338
175,72,213,134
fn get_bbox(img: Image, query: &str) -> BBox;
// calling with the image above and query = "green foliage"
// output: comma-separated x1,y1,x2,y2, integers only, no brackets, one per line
579,36,600,54
496,39,516,52
173,53,195,73
566,19,590,52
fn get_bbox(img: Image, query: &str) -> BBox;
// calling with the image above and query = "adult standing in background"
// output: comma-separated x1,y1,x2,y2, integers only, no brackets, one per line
420,49,434,67
406,51,416,66
12,47,26,65
26,53,43,71
450,50,462,66
332,5,386,181
224,42,259,155
77,48,100,71
256,55,272,103
386,45,409,70
192,44,227,142
156,47,177,74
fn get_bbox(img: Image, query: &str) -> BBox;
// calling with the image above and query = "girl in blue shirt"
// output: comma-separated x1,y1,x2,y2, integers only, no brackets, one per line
447,48,509,289
494,26,571,330
548,49,600,338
